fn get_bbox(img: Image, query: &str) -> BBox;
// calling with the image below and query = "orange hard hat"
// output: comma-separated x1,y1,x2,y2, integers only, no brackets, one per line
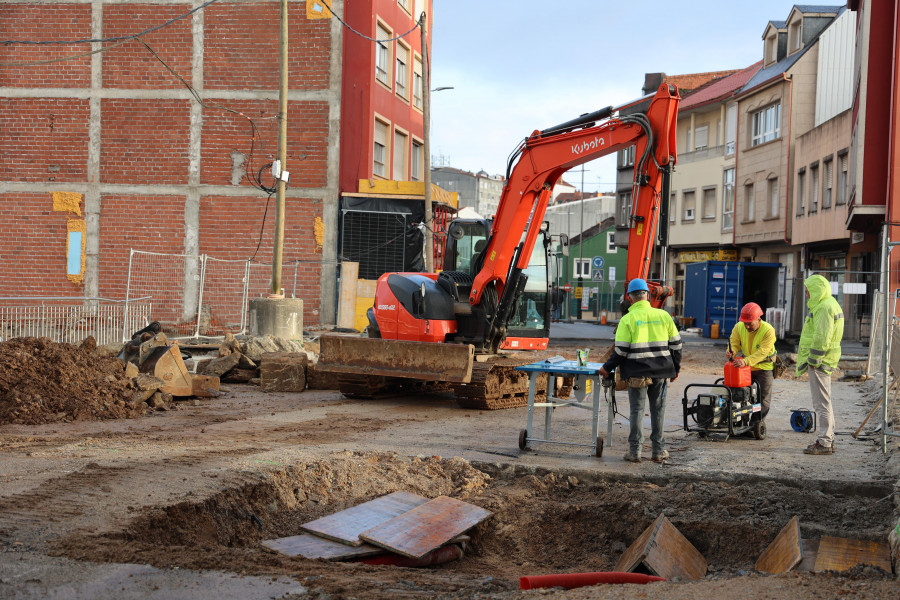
739,302,763,323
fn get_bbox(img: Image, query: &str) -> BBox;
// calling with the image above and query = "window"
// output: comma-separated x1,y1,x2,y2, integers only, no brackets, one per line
395,43,409,100
393,129,408,180
373,119,389,177
398,0,411,14
789,20,802,52
619,145,635,167
376,23,391,86
618,191,632,225
694,125,709,151
411,140,423,181
823,158,833,209
574,258,591,278
796,169,806,215
767,177,779,218
669,193,676,223
725,104,737,155
751,104,781,146
765,34,778,65
607,231,617,253
683,190,696,222
838,153,848,205
702,187,716,219
413,56,423,110
809,163,819,212
744,183,755,221
722,168,734,231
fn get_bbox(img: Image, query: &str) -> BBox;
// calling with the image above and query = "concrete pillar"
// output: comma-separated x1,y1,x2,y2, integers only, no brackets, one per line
249,298,304,341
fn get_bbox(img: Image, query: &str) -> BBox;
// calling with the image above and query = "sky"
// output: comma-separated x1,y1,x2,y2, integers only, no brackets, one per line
430,1,811,194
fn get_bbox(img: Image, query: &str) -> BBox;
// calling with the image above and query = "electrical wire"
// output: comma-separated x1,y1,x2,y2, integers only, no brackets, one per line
1,0,222,45
317,0,421,44
248,192,275,262
0,39,129,67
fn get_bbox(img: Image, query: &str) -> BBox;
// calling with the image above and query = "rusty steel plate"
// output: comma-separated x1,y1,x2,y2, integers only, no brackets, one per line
813,536,892,573
262,533,385,560
316,335,474,383
614,514,707,581
359,495,491,559
301,491,429,547
755,516,803,574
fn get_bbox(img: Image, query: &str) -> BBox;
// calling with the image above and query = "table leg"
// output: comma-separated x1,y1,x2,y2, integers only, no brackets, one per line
525,373,537,439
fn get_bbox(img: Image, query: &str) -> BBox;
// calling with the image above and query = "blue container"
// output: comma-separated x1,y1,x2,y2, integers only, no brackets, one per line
683,261,781,338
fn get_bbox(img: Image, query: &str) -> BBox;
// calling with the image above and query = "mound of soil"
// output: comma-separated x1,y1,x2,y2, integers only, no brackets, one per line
0,337,146,426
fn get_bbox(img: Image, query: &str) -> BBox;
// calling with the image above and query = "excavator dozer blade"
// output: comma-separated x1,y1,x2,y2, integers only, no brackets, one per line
139,345,195,397
317,335,474,383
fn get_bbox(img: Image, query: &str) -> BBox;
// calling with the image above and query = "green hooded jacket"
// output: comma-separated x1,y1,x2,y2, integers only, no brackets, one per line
796,274,844,376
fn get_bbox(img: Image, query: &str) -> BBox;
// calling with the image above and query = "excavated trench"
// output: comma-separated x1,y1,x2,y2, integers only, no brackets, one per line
52,453,895,598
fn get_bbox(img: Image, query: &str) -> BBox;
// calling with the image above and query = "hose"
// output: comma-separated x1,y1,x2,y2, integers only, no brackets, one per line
520,571,665,590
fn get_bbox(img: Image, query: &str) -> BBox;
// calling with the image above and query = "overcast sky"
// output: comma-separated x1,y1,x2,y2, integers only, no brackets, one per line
430,1,811,193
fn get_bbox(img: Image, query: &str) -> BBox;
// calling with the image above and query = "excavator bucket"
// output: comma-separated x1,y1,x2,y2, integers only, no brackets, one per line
139,344,195,397
317,335,474,383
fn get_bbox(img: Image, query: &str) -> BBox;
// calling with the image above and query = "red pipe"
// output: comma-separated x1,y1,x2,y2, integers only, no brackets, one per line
519,571,666,590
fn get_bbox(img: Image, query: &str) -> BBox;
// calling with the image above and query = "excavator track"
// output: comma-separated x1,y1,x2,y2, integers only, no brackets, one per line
453,354,573,410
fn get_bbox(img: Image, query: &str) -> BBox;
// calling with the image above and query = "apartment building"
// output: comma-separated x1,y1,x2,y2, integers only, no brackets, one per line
429,167,504,216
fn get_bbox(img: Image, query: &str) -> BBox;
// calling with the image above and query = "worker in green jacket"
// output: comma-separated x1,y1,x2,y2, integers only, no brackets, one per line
797,274,844,455
726,302,777,423
599,279,682,464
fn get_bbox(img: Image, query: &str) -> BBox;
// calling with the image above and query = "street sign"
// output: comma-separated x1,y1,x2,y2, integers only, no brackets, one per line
592,256,604,269
562,283,572,292
592,268,604,281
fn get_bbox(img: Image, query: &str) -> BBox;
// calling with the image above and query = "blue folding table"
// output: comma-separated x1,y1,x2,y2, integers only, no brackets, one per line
515,357,615,457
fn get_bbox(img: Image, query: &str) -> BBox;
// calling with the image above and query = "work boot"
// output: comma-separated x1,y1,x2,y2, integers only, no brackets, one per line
803,441,835,455
651,450,669,463
623,451,641,463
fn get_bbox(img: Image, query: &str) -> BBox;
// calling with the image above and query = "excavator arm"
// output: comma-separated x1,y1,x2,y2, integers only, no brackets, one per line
469,84,680,312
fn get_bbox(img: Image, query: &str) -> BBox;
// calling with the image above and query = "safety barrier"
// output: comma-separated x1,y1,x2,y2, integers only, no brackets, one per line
0,297,151,346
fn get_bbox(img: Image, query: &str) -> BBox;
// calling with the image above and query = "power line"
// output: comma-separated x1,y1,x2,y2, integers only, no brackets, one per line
318,0,421,43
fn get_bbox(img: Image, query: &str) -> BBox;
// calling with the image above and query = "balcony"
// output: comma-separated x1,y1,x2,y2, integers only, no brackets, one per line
678,144,726,165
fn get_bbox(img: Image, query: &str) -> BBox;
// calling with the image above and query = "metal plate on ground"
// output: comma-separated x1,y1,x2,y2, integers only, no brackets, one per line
614,514,707,580
813,536,892,573
359,495,491,559
755,516,803,573
262,533,385,560
301,491,429,546
316,335,474,383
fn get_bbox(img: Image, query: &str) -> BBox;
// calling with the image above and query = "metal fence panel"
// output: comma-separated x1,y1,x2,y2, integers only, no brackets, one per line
0,297,151,346
126,250,201,338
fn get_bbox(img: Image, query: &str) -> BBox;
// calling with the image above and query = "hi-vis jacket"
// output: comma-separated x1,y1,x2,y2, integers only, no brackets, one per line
729,320,776,371
602,299,682,379
797,274,844,376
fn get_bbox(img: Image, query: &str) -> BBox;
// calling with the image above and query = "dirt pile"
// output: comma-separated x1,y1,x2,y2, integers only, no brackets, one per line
0,337,146,426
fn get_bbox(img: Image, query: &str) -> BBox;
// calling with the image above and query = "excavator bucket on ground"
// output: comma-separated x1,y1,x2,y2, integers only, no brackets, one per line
317,335,474,383
120,324,219,397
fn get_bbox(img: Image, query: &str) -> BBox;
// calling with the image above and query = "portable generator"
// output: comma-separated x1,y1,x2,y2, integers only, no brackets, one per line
682,376,765,441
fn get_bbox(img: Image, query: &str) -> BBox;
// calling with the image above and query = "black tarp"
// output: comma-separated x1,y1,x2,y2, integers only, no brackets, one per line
340,196,425,274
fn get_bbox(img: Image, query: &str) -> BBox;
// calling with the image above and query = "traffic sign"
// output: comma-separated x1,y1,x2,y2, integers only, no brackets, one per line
592,256,604,269
592,268,604,281
562,283,571,292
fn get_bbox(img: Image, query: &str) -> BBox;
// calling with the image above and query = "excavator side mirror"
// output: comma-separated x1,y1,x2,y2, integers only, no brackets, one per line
558,234,570,257
412,282,427,318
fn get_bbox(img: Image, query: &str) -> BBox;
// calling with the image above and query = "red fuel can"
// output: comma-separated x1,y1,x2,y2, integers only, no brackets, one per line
724,361,751,387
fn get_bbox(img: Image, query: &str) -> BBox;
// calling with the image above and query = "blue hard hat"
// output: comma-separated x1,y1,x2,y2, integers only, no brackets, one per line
627,279,650,294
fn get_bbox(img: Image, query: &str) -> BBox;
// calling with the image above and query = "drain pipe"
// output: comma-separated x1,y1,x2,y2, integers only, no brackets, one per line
520,571,665,590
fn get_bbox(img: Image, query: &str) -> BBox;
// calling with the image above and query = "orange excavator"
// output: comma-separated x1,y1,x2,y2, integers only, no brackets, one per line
318,84,680,407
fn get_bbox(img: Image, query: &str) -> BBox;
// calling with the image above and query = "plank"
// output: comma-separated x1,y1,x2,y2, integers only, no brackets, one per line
301,491,429,546
359,495,491,559
755,516,803,573
262,533,384,560
813,536,892,573
614,514,707,581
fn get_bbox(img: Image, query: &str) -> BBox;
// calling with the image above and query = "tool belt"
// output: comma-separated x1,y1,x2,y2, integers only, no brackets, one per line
627,376,653,389
772,355,786,379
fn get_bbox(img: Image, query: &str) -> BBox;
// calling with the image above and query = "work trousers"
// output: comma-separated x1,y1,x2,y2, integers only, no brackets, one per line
809,367,835,446
751,369,774,421
627,378,668,456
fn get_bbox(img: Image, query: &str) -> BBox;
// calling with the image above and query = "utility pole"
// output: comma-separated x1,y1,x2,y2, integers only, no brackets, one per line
271,0,289,296
420,12,433,272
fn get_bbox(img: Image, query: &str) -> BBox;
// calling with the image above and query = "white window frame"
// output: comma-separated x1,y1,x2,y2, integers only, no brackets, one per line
767,177,779,218
606,231,617,253
682,190,696,223
393,128,408,180
619,145,635,167
669,193,676,223
618,191,632,226
702,186,717,219
395,41,410,100
411,139,423,181
751,103,781,146
838,153,848,205
574,258,591,278
375,22,392,87
796,169,806,215
398,0,411,15
373,118,389,178
823,158,833,209
694,125,709,151
810,164,819,212
412,55,423,110
722,168,734,231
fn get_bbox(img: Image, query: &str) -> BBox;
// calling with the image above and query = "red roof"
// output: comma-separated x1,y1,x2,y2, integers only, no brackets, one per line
680,61,763,110
664,70,740,93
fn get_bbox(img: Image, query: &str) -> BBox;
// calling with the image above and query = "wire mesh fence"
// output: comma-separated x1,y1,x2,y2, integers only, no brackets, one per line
0,297,151,346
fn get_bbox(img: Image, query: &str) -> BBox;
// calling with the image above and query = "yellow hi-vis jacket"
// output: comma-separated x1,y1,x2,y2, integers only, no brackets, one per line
601,299,682,379
729,320,776,371
797,274,844,376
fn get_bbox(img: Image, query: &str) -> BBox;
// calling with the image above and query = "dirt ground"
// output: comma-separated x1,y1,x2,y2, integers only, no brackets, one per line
0,337,898,599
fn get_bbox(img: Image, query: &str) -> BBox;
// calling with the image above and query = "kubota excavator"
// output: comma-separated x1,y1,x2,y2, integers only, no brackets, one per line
318,83,680,408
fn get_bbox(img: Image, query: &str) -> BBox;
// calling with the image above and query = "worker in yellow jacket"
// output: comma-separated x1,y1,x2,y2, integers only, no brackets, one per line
726,302,777,423
797,274,844,455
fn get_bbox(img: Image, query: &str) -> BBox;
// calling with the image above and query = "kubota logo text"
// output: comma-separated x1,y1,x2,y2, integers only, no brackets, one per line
377,304,396,310
572,136,605,154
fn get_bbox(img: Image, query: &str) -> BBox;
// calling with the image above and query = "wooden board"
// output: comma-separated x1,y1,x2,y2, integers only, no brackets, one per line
755,516,803,573
359,495,491,559
301,491,429,546
813,536,892,573
262,533,384,560
614,514,707,581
